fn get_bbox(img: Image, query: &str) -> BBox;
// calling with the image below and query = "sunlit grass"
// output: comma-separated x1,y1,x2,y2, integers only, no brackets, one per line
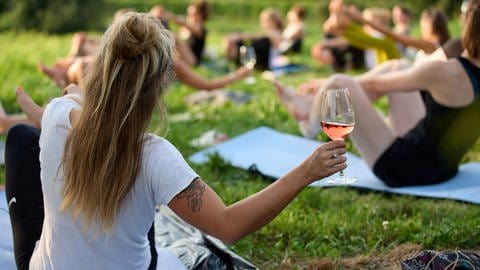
0,15,478,269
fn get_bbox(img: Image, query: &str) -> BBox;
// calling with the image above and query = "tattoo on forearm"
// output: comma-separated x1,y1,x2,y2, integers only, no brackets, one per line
176,178,205,213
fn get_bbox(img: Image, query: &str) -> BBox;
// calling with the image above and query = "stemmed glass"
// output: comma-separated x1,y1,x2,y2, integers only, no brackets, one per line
320,88,357,184
239,45,256,83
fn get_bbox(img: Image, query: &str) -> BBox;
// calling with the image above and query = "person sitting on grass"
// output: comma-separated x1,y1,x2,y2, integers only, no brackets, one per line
323,0,401,68
38,48,252,92
391,5,413,58
223,7,284,70
6,12,347,269
346,6,451,63
159,0,209,66
279,4,306,54
273,0,480,187
37,8,135,89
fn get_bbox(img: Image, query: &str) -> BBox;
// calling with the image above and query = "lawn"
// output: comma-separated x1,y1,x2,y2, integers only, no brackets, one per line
1,10,479,270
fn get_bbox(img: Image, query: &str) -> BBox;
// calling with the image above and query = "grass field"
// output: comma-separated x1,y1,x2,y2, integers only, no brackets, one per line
1,12,479,269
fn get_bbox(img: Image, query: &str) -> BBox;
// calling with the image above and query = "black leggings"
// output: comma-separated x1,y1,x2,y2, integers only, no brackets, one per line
5,124,157,269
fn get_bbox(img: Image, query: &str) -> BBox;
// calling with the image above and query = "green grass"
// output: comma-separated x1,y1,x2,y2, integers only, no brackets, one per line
1,17,480,269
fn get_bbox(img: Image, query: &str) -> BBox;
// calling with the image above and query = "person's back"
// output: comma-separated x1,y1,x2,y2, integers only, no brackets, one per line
279,5,305,54
33,97,195,269
411,57,480,178
29,13,190,269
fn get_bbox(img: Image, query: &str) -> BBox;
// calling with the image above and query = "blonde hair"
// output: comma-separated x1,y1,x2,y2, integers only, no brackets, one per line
61,12,174,233
260,8,284,31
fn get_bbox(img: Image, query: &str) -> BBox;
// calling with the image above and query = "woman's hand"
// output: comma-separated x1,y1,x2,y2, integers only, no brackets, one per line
297,140,347,184
235,66,253,78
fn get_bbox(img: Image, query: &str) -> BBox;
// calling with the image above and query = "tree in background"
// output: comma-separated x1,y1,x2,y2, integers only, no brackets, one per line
400,0,463,18
9,0,105,33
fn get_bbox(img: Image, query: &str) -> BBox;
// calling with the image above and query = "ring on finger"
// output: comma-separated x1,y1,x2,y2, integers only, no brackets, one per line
331,150,337,159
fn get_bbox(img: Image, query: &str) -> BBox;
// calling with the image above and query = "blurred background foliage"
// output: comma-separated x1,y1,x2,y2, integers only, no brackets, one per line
0,0,466,33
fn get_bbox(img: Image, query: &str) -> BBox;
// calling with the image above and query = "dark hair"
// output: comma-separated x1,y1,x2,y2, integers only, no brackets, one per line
290,5,306,20
397,6,411,18
421,8,450,45
463,1,480,57
192,0,209,21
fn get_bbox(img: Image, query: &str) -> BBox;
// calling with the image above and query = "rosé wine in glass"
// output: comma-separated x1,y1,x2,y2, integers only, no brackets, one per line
320,88,356,184
320,121,354,140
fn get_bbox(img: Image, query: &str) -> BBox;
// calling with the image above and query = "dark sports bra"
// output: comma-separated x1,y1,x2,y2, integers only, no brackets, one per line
408,56,480,173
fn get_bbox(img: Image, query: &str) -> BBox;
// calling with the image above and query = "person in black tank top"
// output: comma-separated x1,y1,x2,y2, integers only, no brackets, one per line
273,0,480,187
160,0,209,66
371,56,480,186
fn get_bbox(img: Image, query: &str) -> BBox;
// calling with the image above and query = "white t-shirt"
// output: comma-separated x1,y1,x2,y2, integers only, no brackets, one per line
30,97,197,269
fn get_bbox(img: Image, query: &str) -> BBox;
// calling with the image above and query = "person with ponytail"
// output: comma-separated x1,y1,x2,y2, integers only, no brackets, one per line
6,12,347,269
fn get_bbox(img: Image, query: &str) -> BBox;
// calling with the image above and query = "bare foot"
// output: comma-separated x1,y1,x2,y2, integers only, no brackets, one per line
272,80,312,121
37,63,68,88
298,79,325,96
16,87,43,129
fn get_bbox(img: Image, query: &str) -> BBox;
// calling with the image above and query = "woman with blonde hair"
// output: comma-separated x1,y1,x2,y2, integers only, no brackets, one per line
6,12,347,269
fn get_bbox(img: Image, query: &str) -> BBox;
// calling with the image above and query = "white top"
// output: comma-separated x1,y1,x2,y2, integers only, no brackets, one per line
30,97,197,270
278,22,304,53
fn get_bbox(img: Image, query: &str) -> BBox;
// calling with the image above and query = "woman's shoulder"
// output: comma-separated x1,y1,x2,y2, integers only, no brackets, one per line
42,96,81,129
144,134,170,149
143,134,183,159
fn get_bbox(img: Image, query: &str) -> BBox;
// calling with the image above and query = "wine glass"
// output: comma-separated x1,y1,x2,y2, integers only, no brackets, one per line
319,88,357,184
239,45,256,83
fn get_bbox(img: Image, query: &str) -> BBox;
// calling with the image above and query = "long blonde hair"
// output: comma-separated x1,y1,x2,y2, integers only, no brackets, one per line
61,12,174,233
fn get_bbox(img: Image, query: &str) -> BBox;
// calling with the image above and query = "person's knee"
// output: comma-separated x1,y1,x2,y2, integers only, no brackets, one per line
329,73,354,88
395,59,412,70
6,124,40,149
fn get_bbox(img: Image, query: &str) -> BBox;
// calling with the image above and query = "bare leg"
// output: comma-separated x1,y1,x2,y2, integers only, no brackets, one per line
311,44,334,66
320,74,397,167
356,59,413,102
37,63,68,88
272,80,312,121
67,56,93,89
0,100,35,134
69,32,87,57
355,59,424,136
223,33,243,61
16,87,43,129
386,92,425,136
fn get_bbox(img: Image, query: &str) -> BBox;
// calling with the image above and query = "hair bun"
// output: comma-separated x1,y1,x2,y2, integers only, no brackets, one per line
110,13,160,59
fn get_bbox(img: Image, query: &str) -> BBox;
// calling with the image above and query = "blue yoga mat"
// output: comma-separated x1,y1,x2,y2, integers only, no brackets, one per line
0,191,15,270
190,126,480,204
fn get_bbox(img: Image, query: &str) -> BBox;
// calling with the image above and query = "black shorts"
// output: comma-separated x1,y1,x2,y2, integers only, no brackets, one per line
235,37,271,70
372,135,458,187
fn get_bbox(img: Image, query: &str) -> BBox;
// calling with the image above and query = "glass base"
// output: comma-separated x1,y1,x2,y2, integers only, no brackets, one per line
325,176,357,185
